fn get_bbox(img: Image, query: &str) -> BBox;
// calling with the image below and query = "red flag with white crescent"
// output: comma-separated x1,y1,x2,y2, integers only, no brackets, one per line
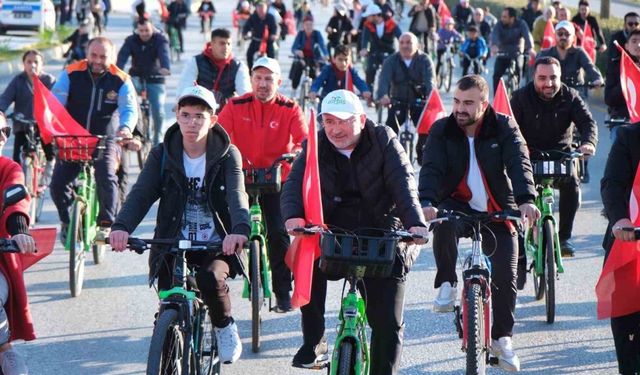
583,22,597,63
615,42,640,123
416,89,447,135
542,19,556,49
493,79,514,117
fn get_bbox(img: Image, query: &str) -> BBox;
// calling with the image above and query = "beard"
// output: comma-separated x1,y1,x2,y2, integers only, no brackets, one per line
455,111,481,127
535,85,559,100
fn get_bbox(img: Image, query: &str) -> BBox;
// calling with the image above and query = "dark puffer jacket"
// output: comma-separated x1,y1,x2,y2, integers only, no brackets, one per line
112,122,250,281
419,106,536,209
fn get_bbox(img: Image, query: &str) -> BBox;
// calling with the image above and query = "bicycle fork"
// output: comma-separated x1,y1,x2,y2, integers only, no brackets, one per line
242,203,273,300
331,280,370,375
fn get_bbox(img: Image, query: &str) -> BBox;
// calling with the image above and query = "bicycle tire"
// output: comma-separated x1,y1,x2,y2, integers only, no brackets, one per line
445,60,453,93
250,239,263,353
465,283,487,375
35,191,45,222
437,67,444,89
23,156,37,222
92,242,106,265
336,340,354,375
299,78,309,112
69,201,86,297
544,219,556,324
195,306,220,375
147,309,185,375
531,224,546,301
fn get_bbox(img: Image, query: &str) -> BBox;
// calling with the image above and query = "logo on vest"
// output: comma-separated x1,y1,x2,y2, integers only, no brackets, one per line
106,90,118,101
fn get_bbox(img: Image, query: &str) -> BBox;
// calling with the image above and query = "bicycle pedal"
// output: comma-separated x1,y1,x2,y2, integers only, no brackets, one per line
488,356,500,366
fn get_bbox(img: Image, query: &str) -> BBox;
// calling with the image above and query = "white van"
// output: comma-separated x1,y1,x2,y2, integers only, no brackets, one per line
0,0,56,34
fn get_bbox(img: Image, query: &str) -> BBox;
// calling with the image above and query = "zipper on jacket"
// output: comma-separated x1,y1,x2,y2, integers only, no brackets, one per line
85,74,98,132
97,89,104,112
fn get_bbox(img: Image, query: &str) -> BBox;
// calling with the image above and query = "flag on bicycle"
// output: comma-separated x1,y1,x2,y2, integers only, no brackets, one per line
416,88,447,135
596,164,640,319
614,42,640,123
344,67,354,92
542,19,556,49
493,79,514,117
582,22,597,63
32,74,91,145
259,25,269,56
285,108,324,308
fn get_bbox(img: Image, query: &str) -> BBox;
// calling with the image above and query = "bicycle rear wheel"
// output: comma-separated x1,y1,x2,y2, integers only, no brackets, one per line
465,283,487,375
544,219,556,324
138,105,153,168
250,239,263,353
336,340,354,375
69,201,86,297
147,309,185,375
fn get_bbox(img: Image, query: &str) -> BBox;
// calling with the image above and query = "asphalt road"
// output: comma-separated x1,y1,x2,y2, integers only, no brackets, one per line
0,1,624,374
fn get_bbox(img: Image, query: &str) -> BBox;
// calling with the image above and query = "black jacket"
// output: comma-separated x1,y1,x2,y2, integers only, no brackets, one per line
601,124,640,253
571,14,606,47
0,72,55,133
605,54,638,119
510,82,598,152
112,123,250,281
419,106,536,209
116,31,171,84
607,29,629,61
408,5,437,35
281,120,427,273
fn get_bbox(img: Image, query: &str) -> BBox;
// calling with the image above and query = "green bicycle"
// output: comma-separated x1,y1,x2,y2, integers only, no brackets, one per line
54,135,109,297
242,153,296,353
525,150,582,324
294,226,423,374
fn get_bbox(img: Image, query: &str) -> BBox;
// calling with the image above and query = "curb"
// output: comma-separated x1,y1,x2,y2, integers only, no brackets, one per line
0,44,67,77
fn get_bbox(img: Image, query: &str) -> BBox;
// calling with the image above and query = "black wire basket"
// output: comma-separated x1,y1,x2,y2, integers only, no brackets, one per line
531,158,576,180
319,229,399,278
244,164,283,194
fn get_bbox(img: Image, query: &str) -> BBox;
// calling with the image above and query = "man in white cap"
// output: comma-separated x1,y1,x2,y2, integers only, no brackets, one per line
282,89,428,372
360,3,402,90
110,85,250,365
218,56,307,312
538,20,603,93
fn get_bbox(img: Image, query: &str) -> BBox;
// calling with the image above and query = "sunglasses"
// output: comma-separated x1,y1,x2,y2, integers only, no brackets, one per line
628,22,640,27
0,127,10,138
556,31,571,37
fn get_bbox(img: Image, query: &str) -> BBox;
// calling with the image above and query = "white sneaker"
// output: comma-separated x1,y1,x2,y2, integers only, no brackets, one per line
214,321,242,364
433,281,457,313
1,349,28,375
490,336,521,372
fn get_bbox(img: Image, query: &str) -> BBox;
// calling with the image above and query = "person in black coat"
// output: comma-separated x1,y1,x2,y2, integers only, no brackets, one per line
607,12,640,61
605,29,640,121
282,89,428,373
601,123,640,375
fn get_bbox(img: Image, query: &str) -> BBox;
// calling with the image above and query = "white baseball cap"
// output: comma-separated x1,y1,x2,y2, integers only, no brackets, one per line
335,3,347,16
252,56,281,76
319,90,364,120
555,20,575,35
362,4,382,17
178,85,217,111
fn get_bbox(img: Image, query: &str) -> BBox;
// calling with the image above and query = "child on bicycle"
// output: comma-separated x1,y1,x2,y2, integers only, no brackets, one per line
109,85,250,365
197,0,216,34
309,45,370,109
435,17,463,77
459,25,488,75
0,117,38,375
289,16,329,93
63,20,91,64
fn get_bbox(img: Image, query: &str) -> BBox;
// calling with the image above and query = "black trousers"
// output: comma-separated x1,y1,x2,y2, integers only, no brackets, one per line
364,53,386,91
301,260,406,375
611,313,640,374
258,192,291,296
157,253,233,328
555,174,581,241
492,55,524,95
432,198,518,339
246,40,276,70
289,57,318,90
385,102,422,134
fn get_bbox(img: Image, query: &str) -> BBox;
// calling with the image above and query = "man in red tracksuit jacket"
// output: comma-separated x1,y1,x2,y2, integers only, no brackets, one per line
217,56,308,312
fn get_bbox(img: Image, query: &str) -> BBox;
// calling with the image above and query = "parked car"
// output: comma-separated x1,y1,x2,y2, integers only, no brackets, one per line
0,0,56,34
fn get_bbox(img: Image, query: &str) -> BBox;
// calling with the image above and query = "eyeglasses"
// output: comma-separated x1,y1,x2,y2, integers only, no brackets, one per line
628,22,640,27
556,31,571,37
322,116,357,127
0,127,10,138
177,112,211,124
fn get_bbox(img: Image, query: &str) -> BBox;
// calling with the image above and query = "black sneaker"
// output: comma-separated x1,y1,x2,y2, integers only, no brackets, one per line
292,336,329,369
59,223,69,246
560,240,576,258
273,292,293,313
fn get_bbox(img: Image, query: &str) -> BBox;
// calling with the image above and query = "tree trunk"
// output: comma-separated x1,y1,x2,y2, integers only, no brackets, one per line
600,0,610,19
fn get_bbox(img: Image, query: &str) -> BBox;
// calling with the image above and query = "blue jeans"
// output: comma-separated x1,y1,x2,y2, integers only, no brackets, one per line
132,77,166,145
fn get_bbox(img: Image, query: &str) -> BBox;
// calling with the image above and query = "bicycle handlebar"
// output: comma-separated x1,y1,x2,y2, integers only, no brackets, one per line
620,228,640,240
529,149,584,160
292,226,428,242
605,118,631,129
106,237,223,255
0,239,21,253
426,209,522,226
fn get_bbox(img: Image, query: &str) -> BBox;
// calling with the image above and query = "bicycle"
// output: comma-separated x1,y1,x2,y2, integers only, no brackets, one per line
109,237,228,375
293,226,425,374
388,98,425,165
605,117,631,141
135,77,156,168
461,53,485,76
437,40,458,93
242,153,296,353
200,11,214,40
428,210,521,374
14,114,48,224
167,23,183,62
525,150,582,324
54,135,109,297
495,53,522,97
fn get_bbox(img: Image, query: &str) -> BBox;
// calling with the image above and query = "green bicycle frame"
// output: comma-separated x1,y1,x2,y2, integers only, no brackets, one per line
242,201,273,299
65,164,99,252
330,276,370,375
524,181,565,275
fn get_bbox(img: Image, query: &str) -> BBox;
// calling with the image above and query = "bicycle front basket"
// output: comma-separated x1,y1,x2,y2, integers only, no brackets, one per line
244,164,283,194
531,158,575,180
54,135,104,162
320,230,398,278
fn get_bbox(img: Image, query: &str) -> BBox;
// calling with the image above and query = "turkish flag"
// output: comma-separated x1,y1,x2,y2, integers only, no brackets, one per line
232,10,239,28
542,20,556,49
32,74,91,145
493,79,514,117
345,66,354,92
416,89,447,135
583,22,596,63
615,42,640,123
158,0,169,22
258,25,269,55
21,227,56,271
285,109,324,308
596,164,640,319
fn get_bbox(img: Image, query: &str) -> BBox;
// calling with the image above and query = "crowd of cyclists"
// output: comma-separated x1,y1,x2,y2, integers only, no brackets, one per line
0,0,637,373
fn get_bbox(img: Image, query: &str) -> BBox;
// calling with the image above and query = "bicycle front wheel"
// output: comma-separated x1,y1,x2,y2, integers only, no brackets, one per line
336,340,354,375
530,225,546,301
194,306,220,375
250,239,263,353
544,219,556,324
465,283,487,375
445,60,453,92
69,201,86,297
147,309,186,375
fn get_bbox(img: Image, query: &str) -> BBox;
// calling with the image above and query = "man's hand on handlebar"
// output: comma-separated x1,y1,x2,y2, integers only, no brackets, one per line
408,226,429,244
422,206,438,222
518,203,540,228
379,95,391,107
613,218,635,242
223,234,248,255
109,230,129,252
578,143,596,158
117,127,133,140
285,218,307,235
12,234,35,254
124,138,143,152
